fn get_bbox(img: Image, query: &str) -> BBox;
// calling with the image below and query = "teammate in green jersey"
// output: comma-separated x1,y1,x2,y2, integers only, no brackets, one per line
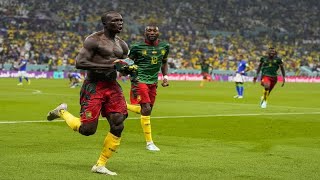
196,55,213,87
253,47,286,108
126,25,170,151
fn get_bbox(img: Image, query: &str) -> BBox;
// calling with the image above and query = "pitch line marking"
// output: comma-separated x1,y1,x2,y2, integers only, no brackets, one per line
32,90,42,94
0,112,320,124
11,88,43,95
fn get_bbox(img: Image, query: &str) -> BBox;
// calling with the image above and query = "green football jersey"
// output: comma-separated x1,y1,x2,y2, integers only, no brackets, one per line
129,41,170,84
260,56,283,77
201,63,210,73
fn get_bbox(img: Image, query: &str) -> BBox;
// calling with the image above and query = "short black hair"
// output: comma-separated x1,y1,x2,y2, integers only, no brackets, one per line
101,11,119,24
145,24,159,31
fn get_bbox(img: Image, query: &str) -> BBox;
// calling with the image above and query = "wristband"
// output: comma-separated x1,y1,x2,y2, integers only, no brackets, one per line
163,75,168,80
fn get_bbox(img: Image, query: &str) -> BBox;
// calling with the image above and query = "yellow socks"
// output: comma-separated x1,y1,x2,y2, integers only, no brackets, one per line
141,115,152,142
97,132,121,166
60,110,81,131
127,106,154,143
263,89,269,101
127,103,141,114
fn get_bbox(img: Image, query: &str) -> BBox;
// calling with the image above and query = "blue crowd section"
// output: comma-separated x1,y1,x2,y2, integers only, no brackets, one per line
2,63,318,77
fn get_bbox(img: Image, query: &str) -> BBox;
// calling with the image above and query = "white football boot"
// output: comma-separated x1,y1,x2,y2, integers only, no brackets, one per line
91,165,117,176
47,103,67,121
146,142,160,151
261,101,267,109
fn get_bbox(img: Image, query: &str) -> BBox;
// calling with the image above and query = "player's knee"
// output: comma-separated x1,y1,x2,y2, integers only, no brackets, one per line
141,105,152,115
109,113,126,136
79,122,98,136
79,127,96,136
110,123,124,137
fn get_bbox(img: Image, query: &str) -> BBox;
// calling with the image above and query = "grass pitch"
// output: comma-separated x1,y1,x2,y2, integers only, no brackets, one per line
0,78,320,180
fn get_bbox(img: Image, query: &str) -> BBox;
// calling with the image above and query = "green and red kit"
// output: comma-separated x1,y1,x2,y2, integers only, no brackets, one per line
128,40,170,105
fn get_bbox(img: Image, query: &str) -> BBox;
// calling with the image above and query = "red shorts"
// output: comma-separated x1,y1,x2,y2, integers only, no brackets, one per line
130,83,157,105
79,80,127,123
202,72,212,80
261,76,278,91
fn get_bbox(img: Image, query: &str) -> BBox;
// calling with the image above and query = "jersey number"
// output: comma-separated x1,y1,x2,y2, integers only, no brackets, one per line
151,56,158,64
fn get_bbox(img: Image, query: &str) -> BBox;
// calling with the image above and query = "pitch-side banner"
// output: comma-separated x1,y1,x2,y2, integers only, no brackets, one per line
0,71,64,79
1,71,320,83
158,73,320,83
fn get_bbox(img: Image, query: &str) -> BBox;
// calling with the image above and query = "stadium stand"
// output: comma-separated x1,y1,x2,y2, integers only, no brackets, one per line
0,0,319,76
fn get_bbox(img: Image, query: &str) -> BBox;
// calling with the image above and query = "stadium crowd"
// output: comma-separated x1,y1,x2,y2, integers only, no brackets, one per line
0,0,319,75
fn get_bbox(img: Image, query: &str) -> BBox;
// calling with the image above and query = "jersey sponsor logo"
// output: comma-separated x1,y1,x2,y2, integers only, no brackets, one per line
137,95,141,103
85,111,92,118
142,50,147,56
161,49,166,55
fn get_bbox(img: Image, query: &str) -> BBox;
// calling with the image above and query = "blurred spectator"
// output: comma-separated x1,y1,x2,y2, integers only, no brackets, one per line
0,0,319,75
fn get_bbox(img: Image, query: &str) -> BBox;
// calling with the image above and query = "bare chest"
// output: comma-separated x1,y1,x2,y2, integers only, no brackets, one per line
96,40,124,58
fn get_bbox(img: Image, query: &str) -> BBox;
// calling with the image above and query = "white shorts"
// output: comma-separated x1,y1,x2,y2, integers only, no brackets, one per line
233,73,244,83
18,71,28,78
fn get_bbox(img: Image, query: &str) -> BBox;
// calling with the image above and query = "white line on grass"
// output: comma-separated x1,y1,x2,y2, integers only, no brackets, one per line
7,88,43,95
1,112,320,124
32,90,42,94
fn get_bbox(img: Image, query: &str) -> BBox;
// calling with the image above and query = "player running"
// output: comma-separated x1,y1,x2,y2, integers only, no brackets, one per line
126,25,170,151
196,55,213,87
46,11,136,176
253,47,286,108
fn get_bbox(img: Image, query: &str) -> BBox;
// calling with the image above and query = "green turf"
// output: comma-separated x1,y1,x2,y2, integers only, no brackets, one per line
0,78,320,180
